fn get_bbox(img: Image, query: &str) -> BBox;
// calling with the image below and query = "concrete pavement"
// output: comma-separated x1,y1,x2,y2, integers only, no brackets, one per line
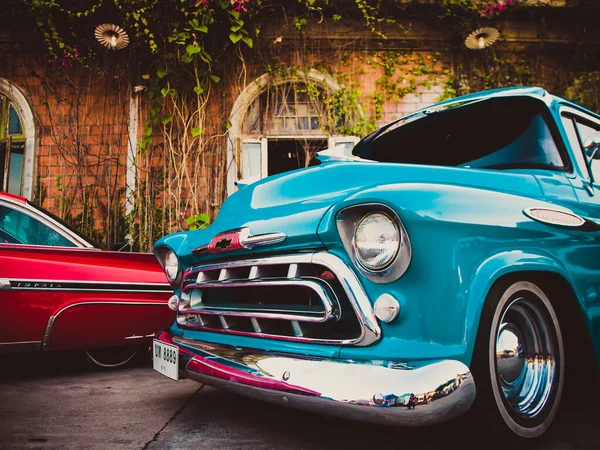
1,351,599,450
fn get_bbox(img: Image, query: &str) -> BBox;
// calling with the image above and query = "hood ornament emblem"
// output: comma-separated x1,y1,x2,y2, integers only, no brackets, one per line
194,228,287,255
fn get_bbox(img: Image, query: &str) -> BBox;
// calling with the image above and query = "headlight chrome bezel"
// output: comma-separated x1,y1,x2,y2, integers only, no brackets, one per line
336,204,412,284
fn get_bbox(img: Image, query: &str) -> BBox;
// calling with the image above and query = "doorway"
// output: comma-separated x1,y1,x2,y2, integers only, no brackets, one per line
267,139,328,176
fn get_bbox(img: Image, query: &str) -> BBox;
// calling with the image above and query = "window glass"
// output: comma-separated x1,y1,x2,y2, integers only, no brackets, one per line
575,119,600,183
357,97,566,171
241,141,261,179
561,115,589,178
0,205,75,247
244,83,325,134
1,96,27,196
8,152,23,195
9,104,23,135
576,121,598,144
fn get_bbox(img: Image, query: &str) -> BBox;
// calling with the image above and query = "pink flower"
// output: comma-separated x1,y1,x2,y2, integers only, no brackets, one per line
231,0,247,12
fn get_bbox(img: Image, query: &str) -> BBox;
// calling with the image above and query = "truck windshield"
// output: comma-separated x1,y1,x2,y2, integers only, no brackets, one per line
352,96,566,171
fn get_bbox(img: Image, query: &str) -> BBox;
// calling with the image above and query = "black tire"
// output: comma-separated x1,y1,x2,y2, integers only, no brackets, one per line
471,280,564,438
85,345,140,369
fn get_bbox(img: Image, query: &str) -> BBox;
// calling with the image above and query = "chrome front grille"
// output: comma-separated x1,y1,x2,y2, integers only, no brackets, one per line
176,252,381,346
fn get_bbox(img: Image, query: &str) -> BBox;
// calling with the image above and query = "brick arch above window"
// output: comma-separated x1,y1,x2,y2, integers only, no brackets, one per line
0,79,36,200
227,70,359,195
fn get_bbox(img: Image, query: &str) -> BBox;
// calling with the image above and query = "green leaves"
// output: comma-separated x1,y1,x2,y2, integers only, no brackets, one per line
229,32,252,47
186,213,210,231
191,127,202,137
161,114,174,125
241,36,253,48
160,88,176,98
229,33,243,44
186,44,201,55
189,19,208,33
228,9,252,47
156,67,168,79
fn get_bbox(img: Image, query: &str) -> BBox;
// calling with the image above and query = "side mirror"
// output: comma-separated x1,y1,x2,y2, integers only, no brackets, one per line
583,131,600,160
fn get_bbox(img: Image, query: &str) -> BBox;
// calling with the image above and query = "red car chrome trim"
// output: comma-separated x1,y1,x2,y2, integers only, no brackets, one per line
8,279,171,293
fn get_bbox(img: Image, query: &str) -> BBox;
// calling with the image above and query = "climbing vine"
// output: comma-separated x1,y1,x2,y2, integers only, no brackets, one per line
4,0,600,250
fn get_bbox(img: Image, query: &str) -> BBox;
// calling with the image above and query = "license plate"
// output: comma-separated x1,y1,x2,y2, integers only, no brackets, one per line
153,340,179,380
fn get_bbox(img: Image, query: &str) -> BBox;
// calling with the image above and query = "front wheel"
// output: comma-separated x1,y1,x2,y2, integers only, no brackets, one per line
472,280,564,438
85,345,140,369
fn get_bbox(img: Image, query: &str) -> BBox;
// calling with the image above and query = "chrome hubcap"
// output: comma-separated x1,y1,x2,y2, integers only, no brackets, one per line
495,296,557,419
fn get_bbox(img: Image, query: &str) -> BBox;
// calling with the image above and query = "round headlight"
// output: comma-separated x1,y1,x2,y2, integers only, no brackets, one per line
353,212,400,271
164,250,180,282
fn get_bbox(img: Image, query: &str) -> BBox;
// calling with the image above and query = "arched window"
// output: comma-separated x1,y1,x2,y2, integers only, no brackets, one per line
245,82,326,135
0,95,26,195
0,79,36,199
227,71,359,195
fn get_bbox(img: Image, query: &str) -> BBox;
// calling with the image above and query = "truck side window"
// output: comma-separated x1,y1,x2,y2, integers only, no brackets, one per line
560,115,590,179
575,119,600,183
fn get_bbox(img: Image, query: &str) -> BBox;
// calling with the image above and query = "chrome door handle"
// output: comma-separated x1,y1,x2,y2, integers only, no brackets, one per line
0,278,11,290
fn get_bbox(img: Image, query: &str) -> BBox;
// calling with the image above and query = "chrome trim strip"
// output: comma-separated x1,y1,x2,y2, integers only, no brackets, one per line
187,253,313,275
160,333,476,427
193,230,287,255
242,232,287,248
312,252,380,345
0,341,42,353
42,301,168,348
184,252,381,346
8,278,170,293
125,334,154,340
523,207,586,228
182,278,337,322
10,278,169,287
175,319,359,345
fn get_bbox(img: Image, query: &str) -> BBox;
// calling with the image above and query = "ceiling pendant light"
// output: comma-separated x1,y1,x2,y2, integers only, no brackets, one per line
95,24,130,50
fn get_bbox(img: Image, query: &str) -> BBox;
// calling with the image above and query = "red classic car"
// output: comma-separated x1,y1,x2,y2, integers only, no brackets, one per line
0,192,174,367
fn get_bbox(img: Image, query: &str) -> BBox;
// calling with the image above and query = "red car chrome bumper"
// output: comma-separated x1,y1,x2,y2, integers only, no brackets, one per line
155,331,476,427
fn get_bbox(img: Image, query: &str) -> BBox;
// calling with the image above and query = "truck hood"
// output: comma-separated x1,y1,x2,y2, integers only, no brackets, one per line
159,161,543,264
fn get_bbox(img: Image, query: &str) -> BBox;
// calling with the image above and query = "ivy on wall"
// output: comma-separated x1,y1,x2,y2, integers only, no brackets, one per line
3,0,600,250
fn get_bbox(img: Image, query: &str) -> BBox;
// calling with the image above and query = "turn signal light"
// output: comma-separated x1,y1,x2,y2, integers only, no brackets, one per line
167,294,180,311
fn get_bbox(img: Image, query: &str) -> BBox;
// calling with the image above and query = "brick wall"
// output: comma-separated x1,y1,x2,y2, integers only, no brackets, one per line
1,51,130,243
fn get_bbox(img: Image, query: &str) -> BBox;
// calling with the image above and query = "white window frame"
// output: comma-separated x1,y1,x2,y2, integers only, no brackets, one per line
227,71,361,195
0,79,36,200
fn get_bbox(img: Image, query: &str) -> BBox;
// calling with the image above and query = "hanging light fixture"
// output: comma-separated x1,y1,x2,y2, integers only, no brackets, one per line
465,27,500,50
95,24,130,50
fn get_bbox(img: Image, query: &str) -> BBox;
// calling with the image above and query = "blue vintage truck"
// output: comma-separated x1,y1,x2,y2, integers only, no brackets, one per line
153,86,600,438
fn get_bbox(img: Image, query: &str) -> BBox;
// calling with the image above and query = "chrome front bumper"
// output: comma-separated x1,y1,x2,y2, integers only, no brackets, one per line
156,331,476,427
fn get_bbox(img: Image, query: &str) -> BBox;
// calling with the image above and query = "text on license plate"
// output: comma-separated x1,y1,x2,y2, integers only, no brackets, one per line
153,340,179,381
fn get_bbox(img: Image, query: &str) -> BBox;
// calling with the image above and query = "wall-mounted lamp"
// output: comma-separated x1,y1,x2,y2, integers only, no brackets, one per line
95,24,130,50
465,27,500,50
